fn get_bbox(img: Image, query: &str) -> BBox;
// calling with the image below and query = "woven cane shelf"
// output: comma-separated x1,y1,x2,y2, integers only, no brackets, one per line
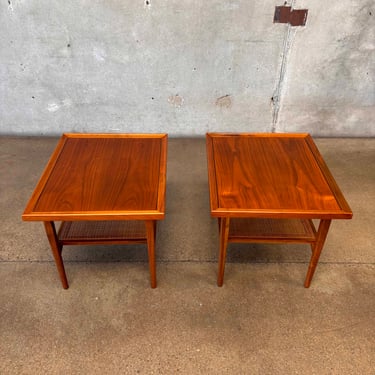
58,220,148,245
228,218,317,243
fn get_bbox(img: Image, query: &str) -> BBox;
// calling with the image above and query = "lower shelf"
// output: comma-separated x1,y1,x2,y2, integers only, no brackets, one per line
58,220,147,245
228,218,317,243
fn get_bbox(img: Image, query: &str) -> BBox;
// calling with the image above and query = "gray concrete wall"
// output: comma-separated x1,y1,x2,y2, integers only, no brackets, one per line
1,0,374,136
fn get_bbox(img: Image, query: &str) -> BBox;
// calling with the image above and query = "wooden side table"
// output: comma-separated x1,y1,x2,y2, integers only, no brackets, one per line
22,133,168,289
206,133,353,287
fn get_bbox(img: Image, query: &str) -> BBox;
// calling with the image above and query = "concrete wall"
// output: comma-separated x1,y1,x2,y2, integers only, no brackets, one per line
1,0,374,136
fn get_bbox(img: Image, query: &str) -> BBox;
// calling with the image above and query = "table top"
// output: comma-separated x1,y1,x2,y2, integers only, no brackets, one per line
206,133,352,219
23,133,168,221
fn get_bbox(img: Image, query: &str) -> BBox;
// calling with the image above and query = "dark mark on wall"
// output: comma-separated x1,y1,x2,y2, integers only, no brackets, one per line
216,95,232,108
67,44,71,47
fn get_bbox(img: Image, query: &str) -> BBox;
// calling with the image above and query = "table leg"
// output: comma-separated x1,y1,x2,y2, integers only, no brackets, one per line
304,219,331,288
44,221,69,289
217,217,230,287
146,220,157,288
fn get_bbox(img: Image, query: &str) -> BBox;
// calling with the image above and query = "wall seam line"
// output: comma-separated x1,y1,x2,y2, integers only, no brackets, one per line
271,0,298,133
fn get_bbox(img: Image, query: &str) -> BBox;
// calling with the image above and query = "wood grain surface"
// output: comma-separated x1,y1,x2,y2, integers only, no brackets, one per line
206,133,352,219
23,134,167,221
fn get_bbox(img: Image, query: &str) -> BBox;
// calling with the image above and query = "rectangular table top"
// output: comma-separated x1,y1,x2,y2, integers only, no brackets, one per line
206,133,352,219
23,133,168,221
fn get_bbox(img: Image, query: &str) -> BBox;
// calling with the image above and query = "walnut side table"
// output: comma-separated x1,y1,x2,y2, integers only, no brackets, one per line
206,133,352,287
22,133,167,289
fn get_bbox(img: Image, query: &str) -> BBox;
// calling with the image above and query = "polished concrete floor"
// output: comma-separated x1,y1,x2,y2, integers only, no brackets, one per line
1,136,374,374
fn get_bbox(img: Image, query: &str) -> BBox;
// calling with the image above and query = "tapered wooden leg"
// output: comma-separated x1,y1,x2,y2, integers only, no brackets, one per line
304,219,331,288
217,217,230,287
146,220,157,288
44,221,69,289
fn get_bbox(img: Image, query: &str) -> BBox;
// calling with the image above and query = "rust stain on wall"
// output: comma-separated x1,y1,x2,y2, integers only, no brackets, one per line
168,94,183,107
274,6,308,26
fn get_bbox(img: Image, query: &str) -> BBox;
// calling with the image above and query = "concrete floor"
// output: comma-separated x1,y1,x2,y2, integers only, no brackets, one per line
0,136,374,374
